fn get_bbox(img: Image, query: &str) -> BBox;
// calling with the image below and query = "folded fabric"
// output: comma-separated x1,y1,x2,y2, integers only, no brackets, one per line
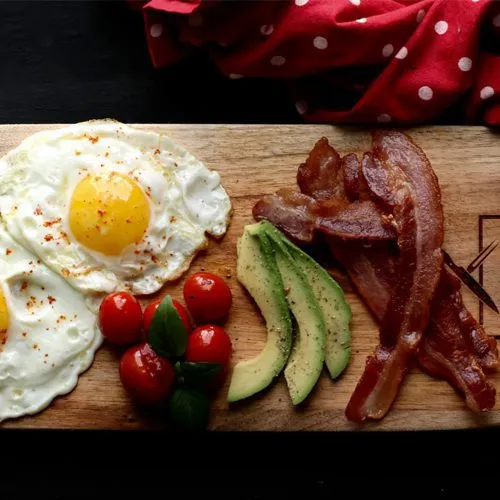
132,0,500,125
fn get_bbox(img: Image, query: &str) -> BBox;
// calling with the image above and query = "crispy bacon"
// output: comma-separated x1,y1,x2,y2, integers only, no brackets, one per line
361,152,407,209
297,137,345,201
327,234,498,378
417,268,497,412
252,188,318,243
328,237,498,412
451,294,499,373
423,268,499,375
252,131,499,417
253,191,395,243
345,130,444,422
342,153,361,201
317,200,396,241
327,238,399,326
343,152,373,201
419,347,496,412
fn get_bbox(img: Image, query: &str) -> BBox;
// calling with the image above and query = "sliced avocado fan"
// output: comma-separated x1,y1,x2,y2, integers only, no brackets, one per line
227,220,352,405
265,225,326,405
262,222,352,379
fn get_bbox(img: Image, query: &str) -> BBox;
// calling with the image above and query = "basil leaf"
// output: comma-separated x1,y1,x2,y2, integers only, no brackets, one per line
148,295,187,358
168,388,210,431
177,361,222,389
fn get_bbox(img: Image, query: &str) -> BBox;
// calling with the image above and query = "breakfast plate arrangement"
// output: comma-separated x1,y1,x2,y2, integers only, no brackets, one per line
0,120,499,431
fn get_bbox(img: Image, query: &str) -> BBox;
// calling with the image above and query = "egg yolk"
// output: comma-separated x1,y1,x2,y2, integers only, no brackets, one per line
69,173,150,256
0,290,9,345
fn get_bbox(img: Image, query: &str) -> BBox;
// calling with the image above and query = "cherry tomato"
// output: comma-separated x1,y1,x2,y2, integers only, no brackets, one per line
99,291,143,346
119,342,175,406
142,298,191,340
183,272,232,324
185,324,232,388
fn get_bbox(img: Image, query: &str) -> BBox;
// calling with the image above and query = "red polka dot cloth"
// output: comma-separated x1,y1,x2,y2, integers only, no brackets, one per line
131,0,500,125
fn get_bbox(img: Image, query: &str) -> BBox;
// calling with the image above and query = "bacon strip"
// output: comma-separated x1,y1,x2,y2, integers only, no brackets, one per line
326,235,498,412
417,268,497,412
252,188,318,243
316,200,396,241
419,347,496,412
451,297,499,373
342,153,361,201
253,191,395,243
297,136,345,201
252,132,499,416
327,238,399,330
426,269,499,374
345,130,444,422
363,129,495,372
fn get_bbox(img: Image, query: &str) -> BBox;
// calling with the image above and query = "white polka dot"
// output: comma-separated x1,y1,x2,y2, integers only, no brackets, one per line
493,14,500,27
377,114,391,123
471,0,480,3
295,100,308,115
418,86,434,101
150,23,163,38
350,0,361,5
395,47,408,60
295,0,309,5
480,86,495,100
188,12,203,27
260,24,274,36
313,36,328,50
382,44,394,57
458,57,472,72
434,21,448,35
356,18,367,23
270,55,286,66
416,9,425,23
229,74,243,80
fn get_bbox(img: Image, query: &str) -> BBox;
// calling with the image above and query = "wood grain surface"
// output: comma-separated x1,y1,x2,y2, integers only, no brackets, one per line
1,124,500,431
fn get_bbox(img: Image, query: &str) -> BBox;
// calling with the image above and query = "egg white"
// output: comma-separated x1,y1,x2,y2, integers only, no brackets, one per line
0,223,102,422
0,120,232,297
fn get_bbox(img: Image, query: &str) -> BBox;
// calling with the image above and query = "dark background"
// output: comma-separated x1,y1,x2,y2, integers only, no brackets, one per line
1,1,499,496
0,0,299,125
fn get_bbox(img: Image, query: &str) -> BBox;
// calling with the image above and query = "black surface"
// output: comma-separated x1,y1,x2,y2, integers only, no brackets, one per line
0,0,298,125
1,1,499,495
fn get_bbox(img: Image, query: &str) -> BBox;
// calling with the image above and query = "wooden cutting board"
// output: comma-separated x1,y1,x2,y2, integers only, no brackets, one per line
1,123,500,432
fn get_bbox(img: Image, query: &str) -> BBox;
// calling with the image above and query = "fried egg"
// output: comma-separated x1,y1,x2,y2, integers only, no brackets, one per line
0,223,101,422
0,120,231,299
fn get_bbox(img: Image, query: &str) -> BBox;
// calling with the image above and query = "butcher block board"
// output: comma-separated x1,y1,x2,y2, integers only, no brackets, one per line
1,123,500,432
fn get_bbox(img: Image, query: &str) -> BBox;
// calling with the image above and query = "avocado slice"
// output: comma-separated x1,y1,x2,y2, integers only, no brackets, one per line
262,221,352,380
265,225,327,405
227,223,292,403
